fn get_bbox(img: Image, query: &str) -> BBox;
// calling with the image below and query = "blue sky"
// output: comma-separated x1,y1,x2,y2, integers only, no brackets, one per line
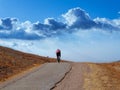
0,0,120,22
0,0,120,62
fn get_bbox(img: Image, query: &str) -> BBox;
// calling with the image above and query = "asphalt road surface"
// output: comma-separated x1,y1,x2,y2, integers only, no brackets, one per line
53,63,90,90
0,63,71,90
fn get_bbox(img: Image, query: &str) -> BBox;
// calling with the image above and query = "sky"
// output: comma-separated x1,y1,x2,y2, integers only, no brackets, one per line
0,0,120,62
0,0,120,22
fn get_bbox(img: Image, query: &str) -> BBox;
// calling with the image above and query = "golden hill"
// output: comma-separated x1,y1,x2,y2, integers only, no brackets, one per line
0,46,56,82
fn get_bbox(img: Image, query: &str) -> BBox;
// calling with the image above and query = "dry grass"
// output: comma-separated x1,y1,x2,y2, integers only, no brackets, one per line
1,46,120,90
0,46,57,82
84,62,120,90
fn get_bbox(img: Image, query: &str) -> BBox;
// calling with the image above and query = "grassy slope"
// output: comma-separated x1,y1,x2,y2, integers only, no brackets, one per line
0,46,56,82
84,62,120,89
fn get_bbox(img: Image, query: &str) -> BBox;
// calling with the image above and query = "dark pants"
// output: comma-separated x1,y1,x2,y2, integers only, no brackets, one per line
56,52,61,63
57,56,61,63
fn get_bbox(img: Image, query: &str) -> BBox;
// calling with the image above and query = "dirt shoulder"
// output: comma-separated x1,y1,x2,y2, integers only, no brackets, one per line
53,62,120,90
84,63,120,90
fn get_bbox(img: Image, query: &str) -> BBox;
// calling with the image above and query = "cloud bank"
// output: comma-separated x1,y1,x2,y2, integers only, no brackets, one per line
0,7,120,40
0,7,120,62
1,29,120,62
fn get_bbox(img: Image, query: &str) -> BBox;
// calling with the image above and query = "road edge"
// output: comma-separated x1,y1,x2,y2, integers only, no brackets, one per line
50,63,72,90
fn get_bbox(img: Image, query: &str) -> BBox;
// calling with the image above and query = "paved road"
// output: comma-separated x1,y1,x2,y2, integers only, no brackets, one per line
53,63,90,90
0,63,71,90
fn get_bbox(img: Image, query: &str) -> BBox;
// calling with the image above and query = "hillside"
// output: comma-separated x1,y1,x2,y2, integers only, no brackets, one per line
0,46,56,82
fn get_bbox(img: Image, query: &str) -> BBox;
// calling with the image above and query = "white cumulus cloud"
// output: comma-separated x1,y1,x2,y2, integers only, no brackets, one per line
0,7,120,40
62,7,95,29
